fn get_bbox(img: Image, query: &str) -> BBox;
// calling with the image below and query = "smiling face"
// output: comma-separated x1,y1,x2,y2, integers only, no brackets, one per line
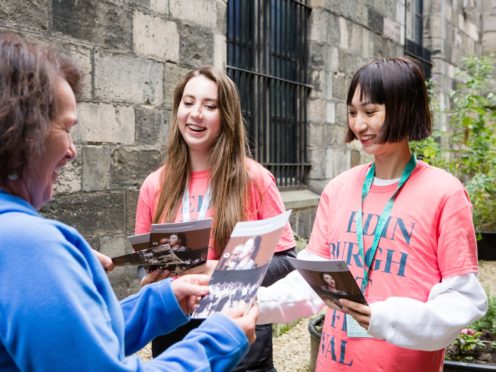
177,75,222,158
347,86,387,155
25,79,78,209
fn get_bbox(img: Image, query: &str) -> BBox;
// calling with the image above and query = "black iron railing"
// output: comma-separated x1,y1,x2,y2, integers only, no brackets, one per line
227,0,311,188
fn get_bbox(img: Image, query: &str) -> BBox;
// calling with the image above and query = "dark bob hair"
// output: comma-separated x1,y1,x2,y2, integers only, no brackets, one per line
345,56,432,143
0,32,81,183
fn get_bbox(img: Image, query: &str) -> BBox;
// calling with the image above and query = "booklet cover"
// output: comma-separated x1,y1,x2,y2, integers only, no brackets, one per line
111,219,212,276
192,210,292,318
287,258,368,311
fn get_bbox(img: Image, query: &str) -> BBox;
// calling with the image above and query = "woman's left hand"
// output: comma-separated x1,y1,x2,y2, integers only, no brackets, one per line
339,299,371,329
171,274,210,315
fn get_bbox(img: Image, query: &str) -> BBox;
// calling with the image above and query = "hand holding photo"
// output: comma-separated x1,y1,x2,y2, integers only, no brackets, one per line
288,258,367,311
192,210,291,318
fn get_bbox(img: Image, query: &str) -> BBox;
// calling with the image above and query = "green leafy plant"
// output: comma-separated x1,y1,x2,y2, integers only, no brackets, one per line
413,56,496,233
446,292,496,364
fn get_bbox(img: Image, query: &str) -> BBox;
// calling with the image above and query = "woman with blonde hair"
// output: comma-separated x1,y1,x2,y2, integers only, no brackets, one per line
135,66,296,371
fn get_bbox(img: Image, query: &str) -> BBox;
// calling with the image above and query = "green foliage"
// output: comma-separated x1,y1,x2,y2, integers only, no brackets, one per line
446,293,496,363
413,56,496,232
472,292,496,335
449,329,486,362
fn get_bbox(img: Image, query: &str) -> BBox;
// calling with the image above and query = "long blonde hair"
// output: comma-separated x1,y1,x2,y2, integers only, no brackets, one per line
154,66,250,256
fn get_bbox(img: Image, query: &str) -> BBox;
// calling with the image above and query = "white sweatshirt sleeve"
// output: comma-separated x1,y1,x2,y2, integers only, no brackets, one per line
256,249,326,324
367,272,488,351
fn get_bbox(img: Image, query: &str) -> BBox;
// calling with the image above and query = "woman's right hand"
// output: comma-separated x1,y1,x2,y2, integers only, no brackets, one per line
223,303,259,344
140,268,172,286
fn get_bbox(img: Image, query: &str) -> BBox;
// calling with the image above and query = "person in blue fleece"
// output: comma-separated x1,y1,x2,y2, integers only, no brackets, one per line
0,32,257,372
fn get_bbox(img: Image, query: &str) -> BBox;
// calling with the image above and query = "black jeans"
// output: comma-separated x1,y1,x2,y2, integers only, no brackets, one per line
151,247,297,371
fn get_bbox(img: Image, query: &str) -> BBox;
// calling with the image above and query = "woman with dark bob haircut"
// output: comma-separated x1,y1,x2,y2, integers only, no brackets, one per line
0,32,257,371
257,56,487,371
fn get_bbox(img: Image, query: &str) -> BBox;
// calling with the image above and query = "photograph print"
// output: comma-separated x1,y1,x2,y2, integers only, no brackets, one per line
192,211,291,318
112,219,211,275
288,258,367,311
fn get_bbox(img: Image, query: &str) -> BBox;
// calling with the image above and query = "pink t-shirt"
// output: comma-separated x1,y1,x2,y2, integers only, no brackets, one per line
308,161,478,372
135,158,295,259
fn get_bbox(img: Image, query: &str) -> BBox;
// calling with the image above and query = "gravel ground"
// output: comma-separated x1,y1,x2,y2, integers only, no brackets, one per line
137,261,496,371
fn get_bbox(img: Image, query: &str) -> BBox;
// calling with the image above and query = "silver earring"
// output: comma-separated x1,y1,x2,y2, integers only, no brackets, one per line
8,173,18,180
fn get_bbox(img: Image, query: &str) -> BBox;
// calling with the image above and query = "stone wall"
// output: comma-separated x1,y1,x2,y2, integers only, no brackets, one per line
1,0,493,298
0,0,228,298
305,0,491,191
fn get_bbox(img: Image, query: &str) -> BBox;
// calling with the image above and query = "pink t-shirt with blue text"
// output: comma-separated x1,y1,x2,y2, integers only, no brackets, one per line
135,158,295,259
307,160,478,371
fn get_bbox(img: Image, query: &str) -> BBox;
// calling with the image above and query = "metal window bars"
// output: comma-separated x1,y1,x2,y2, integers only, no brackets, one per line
227,0,312,188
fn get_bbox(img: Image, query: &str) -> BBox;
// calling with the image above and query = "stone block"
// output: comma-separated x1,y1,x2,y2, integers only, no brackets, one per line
94,51,163,105
135,106,168,146
368,7,384,35
362,29,374,58
308,123,346,147
309,9,329,43
76,102,135,144
170,0,217,28
82,146,111,191
483,31,496,53
100,234,131,258
349,23,363,53
306,179,329,194
327,47,339,72
308,147,351,180
108,265,142,299
309,42,326,69
110,148,162,189
309,69,325,98
216,0,227,34
0,0,48,31
395,1,405,24
326,101,335,123
54,145,82,195
133,12,179,62
164,63,192,108
41,191,127,237
65,45,93,101
465,21,479,41
339,17,349,49
178,24,215,68
126,189,139,235
331,72,348,101
326,13,341,47
213,34,227,70
383,18,401,43
296,208,316,238
336,102,348,126
308,98,326,123
52,0,132,50
150,0,168,14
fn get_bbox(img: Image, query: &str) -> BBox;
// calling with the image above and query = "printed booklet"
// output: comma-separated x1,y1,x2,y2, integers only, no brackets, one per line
287,258,368,311
111,218,212,276
192,210,292,318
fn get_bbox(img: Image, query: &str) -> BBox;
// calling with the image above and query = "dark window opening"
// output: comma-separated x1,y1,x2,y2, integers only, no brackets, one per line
227,0,311,188
405,0,432,78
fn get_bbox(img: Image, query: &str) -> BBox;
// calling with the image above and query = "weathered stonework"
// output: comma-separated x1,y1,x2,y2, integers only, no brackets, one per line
94,51,164,106
4,0,493,299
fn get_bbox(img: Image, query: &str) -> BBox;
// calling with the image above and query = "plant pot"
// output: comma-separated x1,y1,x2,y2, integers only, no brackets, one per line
477,232,496,261
443,360,496,372
308,313,324,372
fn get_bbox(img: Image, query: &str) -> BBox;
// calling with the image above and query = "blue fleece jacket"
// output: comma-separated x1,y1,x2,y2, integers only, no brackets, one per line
0,191,248,371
